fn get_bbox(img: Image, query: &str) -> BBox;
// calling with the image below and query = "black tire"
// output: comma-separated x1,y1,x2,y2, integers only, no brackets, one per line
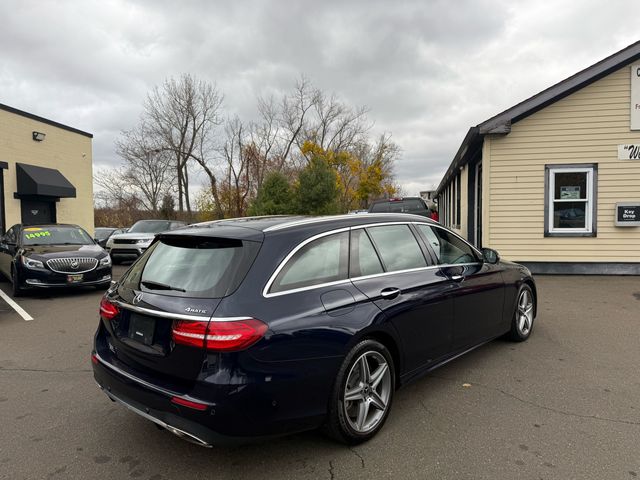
508,284,535,342
323,339,395,444
11,267,24,298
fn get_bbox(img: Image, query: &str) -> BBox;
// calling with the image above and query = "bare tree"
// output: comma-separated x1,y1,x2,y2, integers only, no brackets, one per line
279,76,319,167
307,91,370,153
142,74,224,213
93,167,136,209
247,96,281,191
106,73,400,220
115,123,173,212
219,117,251,217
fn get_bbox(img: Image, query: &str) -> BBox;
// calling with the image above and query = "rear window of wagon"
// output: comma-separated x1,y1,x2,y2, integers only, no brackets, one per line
120,236,261,298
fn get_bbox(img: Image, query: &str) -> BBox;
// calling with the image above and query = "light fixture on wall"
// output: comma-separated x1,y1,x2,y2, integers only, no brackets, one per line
32,131,46,142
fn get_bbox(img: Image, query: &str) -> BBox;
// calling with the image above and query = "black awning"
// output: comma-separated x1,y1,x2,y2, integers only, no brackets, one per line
16,162,76,198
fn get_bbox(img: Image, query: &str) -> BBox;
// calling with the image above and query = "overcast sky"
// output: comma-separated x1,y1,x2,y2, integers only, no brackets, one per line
2,0,640,195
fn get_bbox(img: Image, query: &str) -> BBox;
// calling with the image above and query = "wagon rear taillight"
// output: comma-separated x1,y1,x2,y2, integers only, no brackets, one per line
172,318,267,352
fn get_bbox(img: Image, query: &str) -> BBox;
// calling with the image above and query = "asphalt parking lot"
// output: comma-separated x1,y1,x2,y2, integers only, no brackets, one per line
0,269,638,480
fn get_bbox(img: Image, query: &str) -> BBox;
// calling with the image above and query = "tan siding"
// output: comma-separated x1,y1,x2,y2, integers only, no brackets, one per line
0,110,94,233
487,65,640,262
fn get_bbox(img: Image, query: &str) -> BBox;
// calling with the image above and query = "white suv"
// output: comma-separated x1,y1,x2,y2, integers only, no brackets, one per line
106,220,185,263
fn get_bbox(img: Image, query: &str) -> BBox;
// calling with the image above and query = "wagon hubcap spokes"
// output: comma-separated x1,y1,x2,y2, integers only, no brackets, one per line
343,351,391,433
517,290,533,335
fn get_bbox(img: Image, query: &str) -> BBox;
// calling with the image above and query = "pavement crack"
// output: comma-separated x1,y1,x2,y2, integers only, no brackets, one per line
419,400,435,416
429,374,640,426
349,447,365,468
328,460,335,480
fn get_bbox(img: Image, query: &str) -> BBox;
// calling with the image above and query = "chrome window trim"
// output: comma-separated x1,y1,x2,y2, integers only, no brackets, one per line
262,227,351,298
265,279,352,298
111,300,250,323
266,261,485,298
350,265,439,282
262,213,416,232
263,221,482,298
263,215,358,232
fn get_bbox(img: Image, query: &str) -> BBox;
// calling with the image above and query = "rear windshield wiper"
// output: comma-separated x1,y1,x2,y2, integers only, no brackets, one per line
141,280,186,292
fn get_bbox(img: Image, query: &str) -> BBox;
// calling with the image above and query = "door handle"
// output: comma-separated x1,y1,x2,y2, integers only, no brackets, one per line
450,274,464,282
380,287,401,299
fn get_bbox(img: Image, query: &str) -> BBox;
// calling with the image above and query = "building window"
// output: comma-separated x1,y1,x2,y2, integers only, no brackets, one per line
545,164,597,237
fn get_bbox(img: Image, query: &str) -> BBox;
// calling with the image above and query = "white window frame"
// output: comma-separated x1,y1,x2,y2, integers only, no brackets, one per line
545,164,597,236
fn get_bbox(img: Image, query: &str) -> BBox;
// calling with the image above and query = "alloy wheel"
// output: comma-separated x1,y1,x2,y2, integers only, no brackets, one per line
342,350,392,434
517,289,534,336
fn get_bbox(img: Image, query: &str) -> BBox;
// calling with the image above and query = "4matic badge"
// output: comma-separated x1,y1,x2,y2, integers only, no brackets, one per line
185,307,207,314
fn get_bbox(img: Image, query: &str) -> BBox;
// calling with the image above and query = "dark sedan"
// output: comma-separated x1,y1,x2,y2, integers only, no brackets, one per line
94,227,127,248
92,214,536,446
0,224,112,296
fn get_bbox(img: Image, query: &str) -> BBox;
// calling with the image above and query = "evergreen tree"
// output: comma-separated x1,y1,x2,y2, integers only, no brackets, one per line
295,156,339,215
248,172,294,215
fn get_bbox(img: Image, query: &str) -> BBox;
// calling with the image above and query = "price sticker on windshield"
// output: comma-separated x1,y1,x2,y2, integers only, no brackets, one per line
24,231,51,239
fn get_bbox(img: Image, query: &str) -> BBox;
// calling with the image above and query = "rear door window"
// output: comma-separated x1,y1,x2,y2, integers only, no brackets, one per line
366,225,428,272
120,236,261,298
270,232,349,294
349,229,384,278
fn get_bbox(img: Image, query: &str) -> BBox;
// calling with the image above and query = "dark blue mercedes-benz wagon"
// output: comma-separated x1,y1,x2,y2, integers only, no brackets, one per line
92,214,536,446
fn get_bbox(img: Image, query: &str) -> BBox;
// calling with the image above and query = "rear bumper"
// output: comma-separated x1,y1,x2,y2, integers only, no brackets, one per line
91,351,324,446
100,385,214,447
92,352,256,446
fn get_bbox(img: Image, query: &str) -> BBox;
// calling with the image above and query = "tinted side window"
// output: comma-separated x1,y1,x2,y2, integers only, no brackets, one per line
416,225,478,265
350,229,384,278
270,232,349,293
367,225,427,272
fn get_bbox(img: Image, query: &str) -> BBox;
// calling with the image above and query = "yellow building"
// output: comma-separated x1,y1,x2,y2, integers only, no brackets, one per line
437,41,640,274
0,103,94,234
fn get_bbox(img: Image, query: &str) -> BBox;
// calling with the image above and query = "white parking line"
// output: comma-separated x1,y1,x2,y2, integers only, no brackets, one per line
0,289,34,321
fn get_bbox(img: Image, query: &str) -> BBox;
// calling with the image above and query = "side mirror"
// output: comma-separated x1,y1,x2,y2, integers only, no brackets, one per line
482,248,500,264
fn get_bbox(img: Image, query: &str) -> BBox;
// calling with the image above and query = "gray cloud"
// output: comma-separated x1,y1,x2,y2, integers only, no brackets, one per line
2,0,640,194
